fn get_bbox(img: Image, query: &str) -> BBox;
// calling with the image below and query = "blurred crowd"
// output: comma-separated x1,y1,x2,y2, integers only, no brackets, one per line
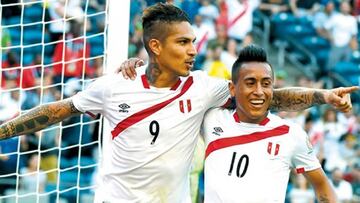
1,0,105,202
0,0,360,202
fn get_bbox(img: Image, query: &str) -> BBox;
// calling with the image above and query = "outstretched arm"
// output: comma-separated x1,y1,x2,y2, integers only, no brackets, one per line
304,168,337,203
271,86,359,112
0,99,81,140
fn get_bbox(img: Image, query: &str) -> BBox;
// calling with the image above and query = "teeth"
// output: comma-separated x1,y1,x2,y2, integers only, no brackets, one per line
250,100,264,104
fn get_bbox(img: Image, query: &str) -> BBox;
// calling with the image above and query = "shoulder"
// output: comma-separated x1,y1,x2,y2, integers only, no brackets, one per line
268,113,306,136
204,108,231,121
190,70,229,85
190,70,208,78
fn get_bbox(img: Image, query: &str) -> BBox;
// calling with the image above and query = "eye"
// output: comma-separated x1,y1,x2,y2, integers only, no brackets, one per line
179,40,187,45
246,82,255,86
262,81,272,87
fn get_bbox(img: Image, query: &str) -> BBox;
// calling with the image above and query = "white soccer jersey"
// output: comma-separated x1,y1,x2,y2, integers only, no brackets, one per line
72,65,230,203
202,109,321,203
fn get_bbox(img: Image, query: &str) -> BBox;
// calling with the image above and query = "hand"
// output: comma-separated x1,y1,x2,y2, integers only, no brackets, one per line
0,154,9,161
324,86,359,113
116,58,145,80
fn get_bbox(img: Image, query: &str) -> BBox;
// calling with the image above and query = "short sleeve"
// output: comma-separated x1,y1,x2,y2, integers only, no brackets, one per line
195,71,231,108
71,75,110,115
291,125,321,173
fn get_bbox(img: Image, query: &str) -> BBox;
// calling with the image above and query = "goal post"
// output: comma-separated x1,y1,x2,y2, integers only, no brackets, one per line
0,0,129,202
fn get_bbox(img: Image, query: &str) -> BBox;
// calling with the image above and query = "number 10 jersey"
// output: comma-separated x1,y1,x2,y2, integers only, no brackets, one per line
202,109,321,203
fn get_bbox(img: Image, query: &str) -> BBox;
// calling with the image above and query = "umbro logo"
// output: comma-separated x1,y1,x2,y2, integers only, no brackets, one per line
118,103,130,113
212,127,223,136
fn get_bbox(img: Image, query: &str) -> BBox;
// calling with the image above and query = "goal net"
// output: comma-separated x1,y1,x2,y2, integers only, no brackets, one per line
0,0,128,202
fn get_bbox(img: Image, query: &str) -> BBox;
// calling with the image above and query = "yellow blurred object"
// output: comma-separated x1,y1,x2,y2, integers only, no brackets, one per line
208,61,231,80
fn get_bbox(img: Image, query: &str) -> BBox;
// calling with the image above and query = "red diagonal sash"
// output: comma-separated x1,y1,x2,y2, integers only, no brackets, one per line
205,125,289,159
111,76,194,139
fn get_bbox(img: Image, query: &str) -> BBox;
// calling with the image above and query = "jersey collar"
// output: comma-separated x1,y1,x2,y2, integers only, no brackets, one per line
233,112,270,126
141,74,182,91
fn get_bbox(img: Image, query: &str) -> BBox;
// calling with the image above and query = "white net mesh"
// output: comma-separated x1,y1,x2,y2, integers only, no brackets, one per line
0,0,108,202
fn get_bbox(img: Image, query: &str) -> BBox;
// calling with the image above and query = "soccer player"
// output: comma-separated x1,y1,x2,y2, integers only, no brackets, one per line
201,45,337,202
0,3,356,202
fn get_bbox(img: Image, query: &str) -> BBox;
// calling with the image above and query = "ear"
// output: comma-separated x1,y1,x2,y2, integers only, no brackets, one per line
229,81,235,97
149,39,161,56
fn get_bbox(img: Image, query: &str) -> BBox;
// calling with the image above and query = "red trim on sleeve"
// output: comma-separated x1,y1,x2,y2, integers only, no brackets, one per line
205,125,289,159
296,167,305,174
111,76,194,139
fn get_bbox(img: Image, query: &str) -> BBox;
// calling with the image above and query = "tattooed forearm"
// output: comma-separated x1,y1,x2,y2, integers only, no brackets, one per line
313,91,326,105
317,195,330,203
271,88,326,111
146,62,162,85
0,99,81,140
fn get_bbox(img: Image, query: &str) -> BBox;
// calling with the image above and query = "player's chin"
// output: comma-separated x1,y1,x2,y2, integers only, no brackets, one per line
179,70,191,77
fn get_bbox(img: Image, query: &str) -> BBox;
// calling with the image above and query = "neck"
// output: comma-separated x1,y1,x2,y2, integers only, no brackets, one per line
236,109,269,124
146,59,180,88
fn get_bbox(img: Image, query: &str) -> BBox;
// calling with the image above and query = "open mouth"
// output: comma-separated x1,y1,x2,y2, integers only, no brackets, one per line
250,99,265,107
185,60,195,69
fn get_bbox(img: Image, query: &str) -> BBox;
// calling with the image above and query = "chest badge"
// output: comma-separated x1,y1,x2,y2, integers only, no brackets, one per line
179,99,192,113
267,142,280,156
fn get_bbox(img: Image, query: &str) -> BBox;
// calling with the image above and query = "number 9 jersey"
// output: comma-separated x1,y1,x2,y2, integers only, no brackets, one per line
201,109,321,203
71,65,230,202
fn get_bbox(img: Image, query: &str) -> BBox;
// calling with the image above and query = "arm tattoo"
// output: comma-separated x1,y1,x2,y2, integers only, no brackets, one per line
146,62,162,85
313,91,326,105
271,88,325,111
317,195,330,203
0,99,81,140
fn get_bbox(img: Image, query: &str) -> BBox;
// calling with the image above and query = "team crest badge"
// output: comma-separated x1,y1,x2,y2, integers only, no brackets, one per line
267,142,280,157
179,99,192,113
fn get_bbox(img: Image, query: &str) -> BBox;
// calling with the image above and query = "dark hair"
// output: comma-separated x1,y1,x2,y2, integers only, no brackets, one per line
142,3,190,54
231,44,273,83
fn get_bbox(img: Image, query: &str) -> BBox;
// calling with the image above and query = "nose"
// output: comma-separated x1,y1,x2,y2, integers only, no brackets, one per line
253,83,264,96
188,43,197,56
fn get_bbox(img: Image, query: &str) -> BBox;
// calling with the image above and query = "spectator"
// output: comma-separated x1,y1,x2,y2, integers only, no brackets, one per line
198,0,219,27
313,0,337,40
181,0,201,23
338,133,357,169
289,0,321,18
203,42,231,79
47,0,84,42
220,38,238,72
321,108,348,172
331,167,353,203
192,14,216,60
225,0,259,47
1,27,11,50
259,0,290,16
288,173,316,203
20,153,47,193
52,21,92,84
325,1,358,70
